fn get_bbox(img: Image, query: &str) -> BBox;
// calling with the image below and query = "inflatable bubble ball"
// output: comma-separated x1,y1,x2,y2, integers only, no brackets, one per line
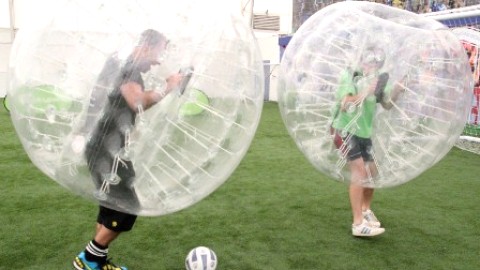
278,2,473,188
7,0,264,215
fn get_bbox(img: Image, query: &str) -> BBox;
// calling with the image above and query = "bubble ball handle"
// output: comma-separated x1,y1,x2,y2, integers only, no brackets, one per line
177,66,195,96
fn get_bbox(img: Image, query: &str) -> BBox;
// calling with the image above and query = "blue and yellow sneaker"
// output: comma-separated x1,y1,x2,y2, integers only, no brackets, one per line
73,251,127,270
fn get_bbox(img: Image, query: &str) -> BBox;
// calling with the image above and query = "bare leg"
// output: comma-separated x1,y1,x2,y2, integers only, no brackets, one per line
350,184,364,225
362,162,378,211
348,158,368,225
362,188,374,211
94,225,121,247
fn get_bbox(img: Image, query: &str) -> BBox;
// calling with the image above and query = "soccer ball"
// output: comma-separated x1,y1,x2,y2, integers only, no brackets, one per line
185,246,217,270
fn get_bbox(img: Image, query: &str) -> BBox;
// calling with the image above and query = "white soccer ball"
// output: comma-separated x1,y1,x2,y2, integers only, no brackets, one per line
185,246,217,270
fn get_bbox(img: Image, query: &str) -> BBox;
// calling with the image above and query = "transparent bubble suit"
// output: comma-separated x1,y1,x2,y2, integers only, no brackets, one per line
7,0,264,215
278,2,472,188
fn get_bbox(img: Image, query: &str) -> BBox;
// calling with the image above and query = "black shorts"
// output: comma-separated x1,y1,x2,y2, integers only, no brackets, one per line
86,144,140,224
333,130,373,162
97,205,137,232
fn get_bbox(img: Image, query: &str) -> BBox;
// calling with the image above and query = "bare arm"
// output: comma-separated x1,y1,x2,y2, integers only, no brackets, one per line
380,78,406,110
340,77,378,112
341,94,363,112
120,73,183,112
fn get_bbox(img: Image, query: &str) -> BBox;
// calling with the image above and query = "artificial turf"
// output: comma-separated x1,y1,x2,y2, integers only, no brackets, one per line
0,101,479,269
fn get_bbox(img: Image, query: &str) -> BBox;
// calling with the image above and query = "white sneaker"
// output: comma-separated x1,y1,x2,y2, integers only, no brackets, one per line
363,209,381,228
352,221,385,237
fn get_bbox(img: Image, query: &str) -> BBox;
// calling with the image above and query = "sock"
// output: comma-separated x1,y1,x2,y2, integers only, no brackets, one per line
84,240,108,265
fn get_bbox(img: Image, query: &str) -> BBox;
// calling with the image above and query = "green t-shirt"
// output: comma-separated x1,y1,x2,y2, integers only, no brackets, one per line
331,70,391,138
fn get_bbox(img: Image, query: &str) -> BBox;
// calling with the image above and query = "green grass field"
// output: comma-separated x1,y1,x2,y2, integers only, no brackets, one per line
0,101,479,270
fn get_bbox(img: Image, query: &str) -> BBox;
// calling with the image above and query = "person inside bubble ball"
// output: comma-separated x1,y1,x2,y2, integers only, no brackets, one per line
73,29,183,270
331,46,405,237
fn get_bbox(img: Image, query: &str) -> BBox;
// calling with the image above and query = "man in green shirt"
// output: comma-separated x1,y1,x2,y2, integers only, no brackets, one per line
331,46,404,237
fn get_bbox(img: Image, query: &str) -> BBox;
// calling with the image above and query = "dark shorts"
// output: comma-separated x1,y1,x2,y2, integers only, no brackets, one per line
97,206,137,232
333,129,373,162
86,146,140,232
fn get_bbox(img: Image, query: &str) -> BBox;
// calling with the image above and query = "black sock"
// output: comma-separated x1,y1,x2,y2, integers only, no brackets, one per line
84,240,108,264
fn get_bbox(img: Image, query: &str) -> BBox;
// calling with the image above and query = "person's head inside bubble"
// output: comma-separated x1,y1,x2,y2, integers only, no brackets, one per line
360,46,386,72
129,29,168,72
